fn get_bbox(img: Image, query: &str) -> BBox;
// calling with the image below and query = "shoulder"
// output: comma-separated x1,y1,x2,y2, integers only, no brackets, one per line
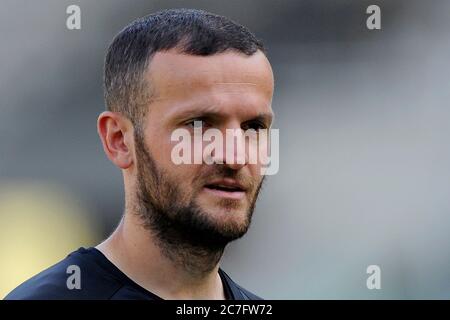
219,269,263,300
234,283,263,300
4,247,122,300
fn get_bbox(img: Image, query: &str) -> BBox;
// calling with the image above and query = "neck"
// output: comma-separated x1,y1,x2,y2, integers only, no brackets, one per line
96,212,226,300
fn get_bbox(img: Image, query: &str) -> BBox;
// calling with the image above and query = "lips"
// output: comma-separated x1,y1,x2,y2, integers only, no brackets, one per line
204,179,246,192
203,179,247,200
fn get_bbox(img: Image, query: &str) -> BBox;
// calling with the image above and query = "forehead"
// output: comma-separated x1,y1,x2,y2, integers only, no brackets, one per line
144,49,274,120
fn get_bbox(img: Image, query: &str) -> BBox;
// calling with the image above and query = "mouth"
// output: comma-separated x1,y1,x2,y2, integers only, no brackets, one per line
203,179,247,200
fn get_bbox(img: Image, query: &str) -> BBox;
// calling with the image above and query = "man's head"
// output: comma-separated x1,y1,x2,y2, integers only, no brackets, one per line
98,9,274,261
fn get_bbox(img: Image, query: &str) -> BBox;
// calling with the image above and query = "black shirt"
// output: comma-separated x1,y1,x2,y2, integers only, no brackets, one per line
4,247,262,300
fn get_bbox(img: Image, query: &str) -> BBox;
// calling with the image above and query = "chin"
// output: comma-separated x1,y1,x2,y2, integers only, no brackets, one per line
204,206,251,231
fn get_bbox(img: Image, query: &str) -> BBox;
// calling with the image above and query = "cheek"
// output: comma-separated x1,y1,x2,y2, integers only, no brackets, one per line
159,138,203,182
247,163,263,184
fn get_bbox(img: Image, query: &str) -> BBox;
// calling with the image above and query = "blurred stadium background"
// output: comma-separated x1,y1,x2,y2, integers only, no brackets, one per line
1,0,450,299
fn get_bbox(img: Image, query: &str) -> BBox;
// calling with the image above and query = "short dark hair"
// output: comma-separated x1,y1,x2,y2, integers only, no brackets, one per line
103,8,266,129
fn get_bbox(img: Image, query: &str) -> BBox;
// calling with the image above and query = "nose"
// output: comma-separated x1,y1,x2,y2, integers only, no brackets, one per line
209,124,248,170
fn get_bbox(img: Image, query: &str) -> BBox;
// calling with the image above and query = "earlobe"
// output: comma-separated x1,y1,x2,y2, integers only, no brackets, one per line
97,111,134,169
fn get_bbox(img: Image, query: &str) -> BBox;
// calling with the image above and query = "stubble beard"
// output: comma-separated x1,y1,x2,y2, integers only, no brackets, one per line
132,131,264,276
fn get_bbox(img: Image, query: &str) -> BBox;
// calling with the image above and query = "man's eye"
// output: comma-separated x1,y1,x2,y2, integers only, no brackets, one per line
243,121,267,131
185,119,207,128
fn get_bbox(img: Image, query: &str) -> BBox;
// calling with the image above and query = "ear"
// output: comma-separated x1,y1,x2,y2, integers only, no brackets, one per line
97,111,134,169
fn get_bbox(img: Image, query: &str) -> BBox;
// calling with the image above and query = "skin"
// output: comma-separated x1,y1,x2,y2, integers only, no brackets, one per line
96,48,274,299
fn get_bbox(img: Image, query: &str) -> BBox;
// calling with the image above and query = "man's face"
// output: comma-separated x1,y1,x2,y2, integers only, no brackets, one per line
134,49,274,247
